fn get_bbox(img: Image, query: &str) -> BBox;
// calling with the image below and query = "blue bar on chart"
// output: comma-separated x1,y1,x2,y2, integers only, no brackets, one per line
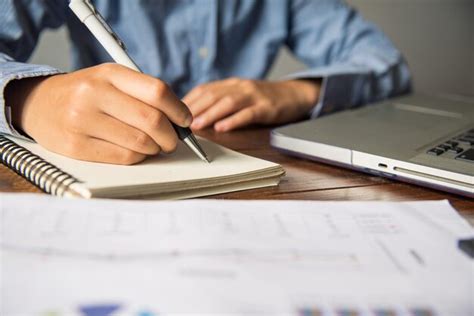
78,303,122,316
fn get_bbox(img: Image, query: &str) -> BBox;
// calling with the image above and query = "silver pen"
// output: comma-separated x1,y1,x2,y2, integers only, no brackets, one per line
69,0,210,163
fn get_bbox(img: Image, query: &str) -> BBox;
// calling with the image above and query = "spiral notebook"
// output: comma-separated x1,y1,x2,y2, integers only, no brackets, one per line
0,135,284,199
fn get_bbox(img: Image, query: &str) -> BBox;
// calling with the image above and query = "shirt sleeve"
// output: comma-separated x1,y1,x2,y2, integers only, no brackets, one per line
0,0,67,137
285,0,412,118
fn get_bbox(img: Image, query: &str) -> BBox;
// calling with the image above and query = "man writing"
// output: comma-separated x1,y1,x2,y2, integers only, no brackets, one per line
0,0,411,165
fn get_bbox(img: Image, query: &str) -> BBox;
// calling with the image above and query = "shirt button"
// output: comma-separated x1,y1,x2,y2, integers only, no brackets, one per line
198,46,209,59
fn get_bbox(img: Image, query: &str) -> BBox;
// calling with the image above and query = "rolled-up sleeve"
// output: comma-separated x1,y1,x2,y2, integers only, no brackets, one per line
0,0,67,137
286,0,412,118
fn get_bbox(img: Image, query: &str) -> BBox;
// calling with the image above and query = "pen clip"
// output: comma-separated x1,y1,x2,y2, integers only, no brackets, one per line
83,0,127,50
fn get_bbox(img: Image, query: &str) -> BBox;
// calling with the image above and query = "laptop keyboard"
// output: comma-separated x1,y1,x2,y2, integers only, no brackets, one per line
427,128,474,163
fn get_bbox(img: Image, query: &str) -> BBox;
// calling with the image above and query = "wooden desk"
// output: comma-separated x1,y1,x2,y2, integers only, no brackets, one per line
1,128,473,222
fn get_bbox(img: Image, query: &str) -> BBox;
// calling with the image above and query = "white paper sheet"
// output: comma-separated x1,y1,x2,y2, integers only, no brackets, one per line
1,194,473,316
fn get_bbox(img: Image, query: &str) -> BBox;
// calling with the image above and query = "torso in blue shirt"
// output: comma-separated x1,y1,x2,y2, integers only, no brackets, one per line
67,0,292,97
0,0,411,137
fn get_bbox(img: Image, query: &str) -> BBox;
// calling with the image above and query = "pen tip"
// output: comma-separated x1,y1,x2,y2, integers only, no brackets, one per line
182,135,211,163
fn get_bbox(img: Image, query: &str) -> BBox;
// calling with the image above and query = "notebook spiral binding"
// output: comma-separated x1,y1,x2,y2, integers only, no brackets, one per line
0,136,81,196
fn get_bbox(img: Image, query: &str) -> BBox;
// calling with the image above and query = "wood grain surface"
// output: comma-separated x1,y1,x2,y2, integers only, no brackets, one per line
1,128,472,222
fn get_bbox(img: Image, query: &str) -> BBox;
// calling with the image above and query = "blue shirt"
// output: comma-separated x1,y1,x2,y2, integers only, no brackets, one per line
0,0,411,138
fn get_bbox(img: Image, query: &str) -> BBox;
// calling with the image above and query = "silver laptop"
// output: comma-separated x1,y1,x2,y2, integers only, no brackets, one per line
271,94,474,197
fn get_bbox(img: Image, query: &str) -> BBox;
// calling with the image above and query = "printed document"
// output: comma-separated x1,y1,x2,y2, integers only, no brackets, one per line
1,194,473,315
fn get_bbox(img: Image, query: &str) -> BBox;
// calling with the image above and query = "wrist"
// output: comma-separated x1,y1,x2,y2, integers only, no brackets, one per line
5,76,51,134
282,79,321,109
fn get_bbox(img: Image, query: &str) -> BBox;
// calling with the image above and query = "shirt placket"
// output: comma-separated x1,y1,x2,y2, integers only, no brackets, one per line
187,0,217,85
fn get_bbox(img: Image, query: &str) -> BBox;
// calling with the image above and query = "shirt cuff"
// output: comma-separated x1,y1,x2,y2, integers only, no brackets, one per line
0,62,63,139
284,64,371,119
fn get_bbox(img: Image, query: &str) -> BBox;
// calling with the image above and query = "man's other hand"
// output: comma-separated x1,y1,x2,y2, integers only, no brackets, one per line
184,78,320,132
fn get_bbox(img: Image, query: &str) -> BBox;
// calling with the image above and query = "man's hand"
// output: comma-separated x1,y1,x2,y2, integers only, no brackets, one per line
184,78,320,132
6,63,192,165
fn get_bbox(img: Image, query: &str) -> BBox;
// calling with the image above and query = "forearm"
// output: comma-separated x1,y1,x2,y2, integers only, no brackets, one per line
281,79,321,111
0,59,62,137
0,0,67,137
288,58,412,118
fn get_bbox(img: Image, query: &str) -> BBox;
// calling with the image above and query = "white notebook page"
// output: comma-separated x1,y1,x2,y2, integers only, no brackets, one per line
10,137,283,192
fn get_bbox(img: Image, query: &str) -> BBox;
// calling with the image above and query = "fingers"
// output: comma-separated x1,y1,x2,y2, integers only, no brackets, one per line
101,64,193,127
184,78,239,117
186,87,225,119
97,88,179,153
185,78,268,131
63,136,147,165
214,107,261,132
182,84,207,107
79,113,161,155
191,95,249,130
183,78,238,110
